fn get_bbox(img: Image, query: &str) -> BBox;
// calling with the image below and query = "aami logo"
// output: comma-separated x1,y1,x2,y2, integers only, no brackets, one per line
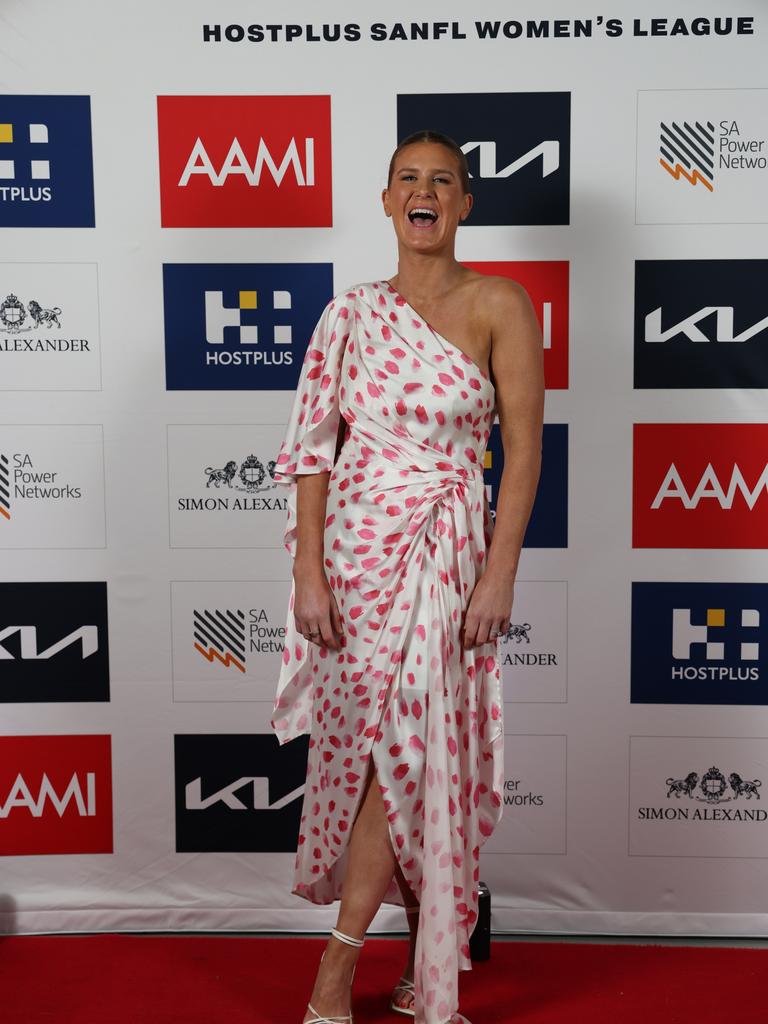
635,260,768,389
157,96,332,227
397,92,570,226
633,424,768,549
0,735,112,854
631,582,767,705
485,423,567,548
0,96,95,227
162,263,332,390
463,260,568,389
0,582,109,703
174,733,308,852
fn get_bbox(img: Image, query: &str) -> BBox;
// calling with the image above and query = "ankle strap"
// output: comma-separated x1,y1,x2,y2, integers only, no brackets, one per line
330,926,365,947
405,905,420,915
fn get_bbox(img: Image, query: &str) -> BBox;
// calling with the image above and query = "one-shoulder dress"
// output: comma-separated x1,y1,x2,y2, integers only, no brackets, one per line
272,279,504,1024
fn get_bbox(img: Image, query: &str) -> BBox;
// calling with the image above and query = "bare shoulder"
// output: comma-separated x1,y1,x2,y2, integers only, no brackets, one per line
475,274,536,327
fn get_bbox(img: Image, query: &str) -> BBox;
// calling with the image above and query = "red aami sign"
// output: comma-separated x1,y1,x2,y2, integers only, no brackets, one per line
633,424,768,549
463,261,569,389
0,735,113,855
157,95,332,227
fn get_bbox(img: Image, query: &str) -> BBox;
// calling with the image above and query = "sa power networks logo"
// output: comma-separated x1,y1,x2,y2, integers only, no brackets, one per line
170,580,291,702
157,96,332,227
397,92,570,225
463,261,569,389
636,89,768,224
0,425,106,548
634,260,768,389
174,733,309,852
167,424,288,548
480,735,566,856
485,423,568,547
0,735,112,855
630,737,768,858
633,424,768,549
0,582,110,703
162,263,332,390
0,96,95,227
631,583,766,706
0,263,101,390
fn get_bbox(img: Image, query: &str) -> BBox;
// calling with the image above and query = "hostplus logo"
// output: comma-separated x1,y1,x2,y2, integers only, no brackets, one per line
673,606,759,673
205,288,293,348
0,96,95,227
163,263,332,390
631,583,767,705
0,120,52,197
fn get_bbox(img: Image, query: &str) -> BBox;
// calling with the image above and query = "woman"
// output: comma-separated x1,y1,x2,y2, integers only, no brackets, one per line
272,129,544,1024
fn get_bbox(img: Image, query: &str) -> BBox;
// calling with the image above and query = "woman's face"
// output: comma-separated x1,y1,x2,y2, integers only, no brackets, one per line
382,142,472,253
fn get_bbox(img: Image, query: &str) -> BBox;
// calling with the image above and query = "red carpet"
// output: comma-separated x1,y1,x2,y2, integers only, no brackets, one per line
0,934,765,1023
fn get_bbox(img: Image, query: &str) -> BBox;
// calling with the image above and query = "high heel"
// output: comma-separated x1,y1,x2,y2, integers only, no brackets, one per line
390,906,419,1017
304,927,365,1024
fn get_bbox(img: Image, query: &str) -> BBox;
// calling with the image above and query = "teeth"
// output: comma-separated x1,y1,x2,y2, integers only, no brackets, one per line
409,207,438,220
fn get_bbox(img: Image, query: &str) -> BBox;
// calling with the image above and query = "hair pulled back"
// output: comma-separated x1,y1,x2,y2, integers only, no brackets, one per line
387,130,470,194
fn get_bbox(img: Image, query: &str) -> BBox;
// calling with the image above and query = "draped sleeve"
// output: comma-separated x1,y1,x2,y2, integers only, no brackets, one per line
273,290,354,559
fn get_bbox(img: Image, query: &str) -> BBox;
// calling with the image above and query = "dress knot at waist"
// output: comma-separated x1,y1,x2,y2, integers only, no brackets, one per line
341,429,486,484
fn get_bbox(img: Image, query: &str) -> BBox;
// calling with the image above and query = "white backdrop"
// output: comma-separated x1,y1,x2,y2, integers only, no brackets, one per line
2,0,768,936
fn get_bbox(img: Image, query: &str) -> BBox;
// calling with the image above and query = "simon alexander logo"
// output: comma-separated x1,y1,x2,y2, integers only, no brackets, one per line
634,260,768,389
0,96,94,227
631,582,766,705
0,735,112,855
157,96,332,227
162,263,332,390
633,424,768,549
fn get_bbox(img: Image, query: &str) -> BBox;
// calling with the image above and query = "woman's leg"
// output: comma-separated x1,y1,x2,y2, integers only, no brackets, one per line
303,754,401,1021
391,863,420,1011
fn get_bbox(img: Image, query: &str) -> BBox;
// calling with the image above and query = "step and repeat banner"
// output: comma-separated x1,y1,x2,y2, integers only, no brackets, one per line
2,1,767,935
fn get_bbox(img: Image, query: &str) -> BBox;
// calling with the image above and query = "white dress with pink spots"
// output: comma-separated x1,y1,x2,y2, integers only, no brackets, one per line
272,280,505,1024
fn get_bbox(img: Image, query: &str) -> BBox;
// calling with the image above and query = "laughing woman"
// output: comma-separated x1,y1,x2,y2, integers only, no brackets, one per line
272,130,544,1024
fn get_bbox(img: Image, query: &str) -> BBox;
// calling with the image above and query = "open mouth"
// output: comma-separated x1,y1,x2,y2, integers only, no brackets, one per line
407,207,439,228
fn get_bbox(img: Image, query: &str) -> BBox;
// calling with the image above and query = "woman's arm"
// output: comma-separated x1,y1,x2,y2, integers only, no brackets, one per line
462,277,545,648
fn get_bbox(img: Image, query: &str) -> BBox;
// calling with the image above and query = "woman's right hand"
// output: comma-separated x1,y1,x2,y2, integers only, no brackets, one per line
292,564,345,651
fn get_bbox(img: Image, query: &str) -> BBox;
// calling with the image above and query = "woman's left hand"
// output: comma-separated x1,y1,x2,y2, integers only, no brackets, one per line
461,572,514,648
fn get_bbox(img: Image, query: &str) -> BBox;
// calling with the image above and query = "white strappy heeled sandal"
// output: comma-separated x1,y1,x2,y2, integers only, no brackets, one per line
304,926,366,1024
390,905,419,1017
